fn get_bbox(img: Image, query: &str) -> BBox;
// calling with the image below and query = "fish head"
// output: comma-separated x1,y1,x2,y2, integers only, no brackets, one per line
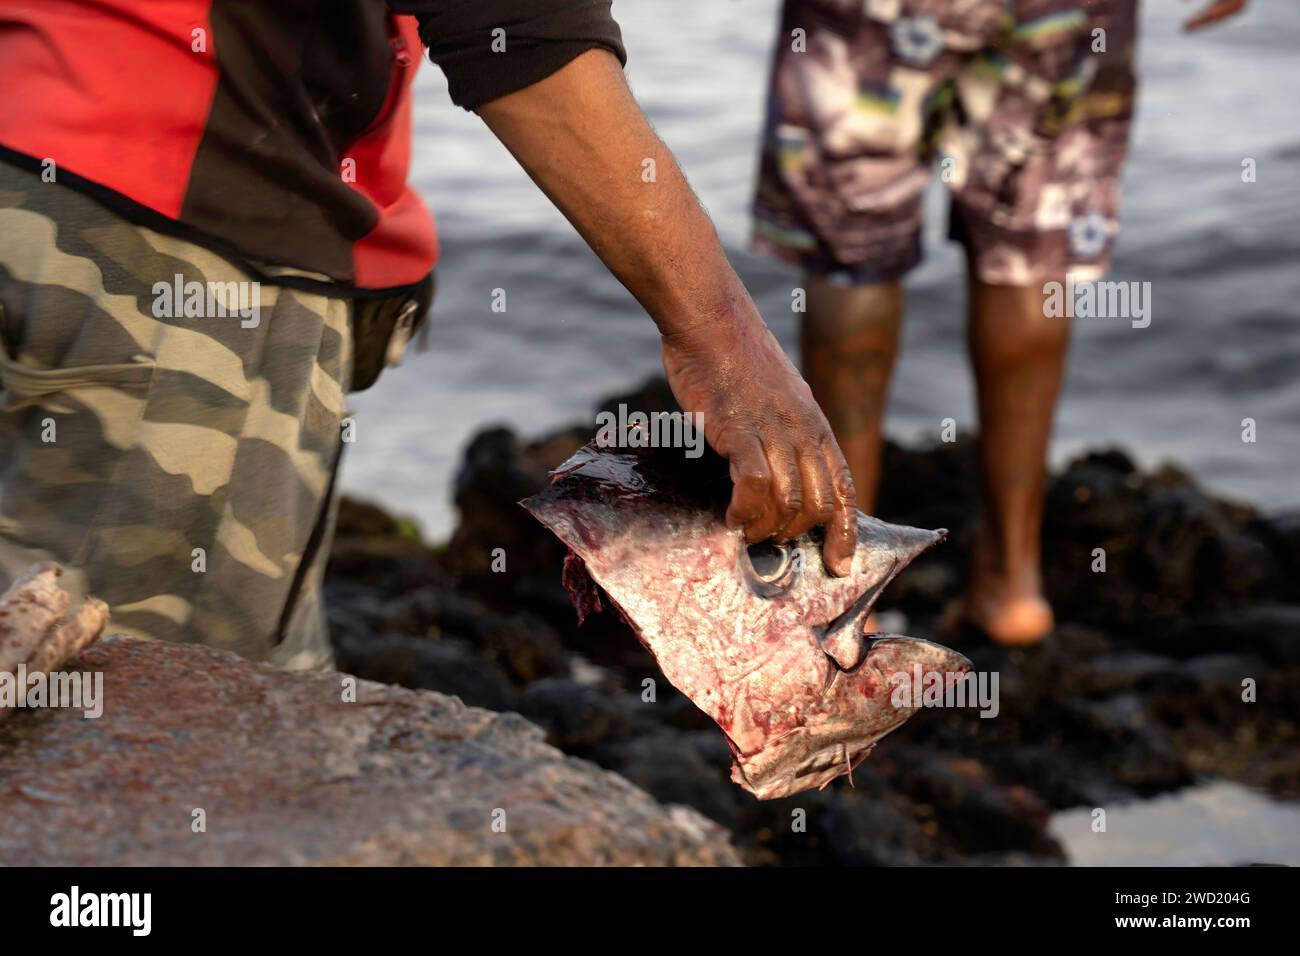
522,442,971,799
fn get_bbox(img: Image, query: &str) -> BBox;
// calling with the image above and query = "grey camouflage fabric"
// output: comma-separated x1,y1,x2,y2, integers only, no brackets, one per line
753,0,1139,285
0,162,350,670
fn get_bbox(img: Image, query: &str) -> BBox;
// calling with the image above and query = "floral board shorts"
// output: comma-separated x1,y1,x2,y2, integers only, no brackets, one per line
752,0,1139,285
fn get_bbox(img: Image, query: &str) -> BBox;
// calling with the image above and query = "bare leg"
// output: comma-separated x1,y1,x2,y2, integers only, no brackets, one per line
800,275,904,515
962,276,1070,645
800,275,902,634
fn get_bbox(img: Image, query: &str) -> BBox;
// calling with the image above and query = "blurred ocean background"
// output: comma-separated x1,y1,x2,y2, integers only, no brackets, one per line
343,0,1300,541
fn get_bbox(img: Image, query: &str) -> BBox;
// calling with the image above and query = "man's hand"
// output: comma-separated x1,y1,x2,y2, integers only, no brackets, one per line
0,563,108,724
477,49,859,574
661,313,858,575
1184,0,1248,31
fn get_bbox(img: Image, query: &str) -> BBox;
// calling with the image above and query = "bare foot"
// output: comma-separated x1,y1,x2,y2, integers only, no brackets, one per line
941,532,1055,646
956,591,1053,646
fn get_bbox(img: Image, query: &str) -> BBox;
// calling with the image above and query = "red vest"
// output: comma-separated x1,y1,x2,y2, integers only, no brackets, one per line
0,0,438,292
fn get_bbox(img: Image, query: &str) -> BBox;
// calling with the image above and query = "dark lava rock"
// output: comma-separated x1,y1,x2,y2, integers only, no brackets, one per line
1080,651,1188,695
518,678,640,757
810,791,935,866
446,425,584,603
332,633,518,713
612,730,750,833
1041,451,1287,626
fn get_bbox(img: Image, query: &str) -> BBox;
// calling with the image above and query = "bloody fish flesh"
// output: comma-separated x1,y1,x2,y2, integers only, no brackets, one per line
522,441,971,799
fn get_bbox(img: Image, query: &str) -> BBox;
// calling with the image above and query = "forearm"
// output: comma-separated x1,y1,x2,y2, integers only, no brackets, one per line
474,47,859,570
476,49,757,343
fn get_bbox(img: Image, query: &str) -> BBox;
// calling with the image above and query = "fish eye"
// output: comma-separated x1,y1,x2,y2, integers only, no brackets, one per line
746,541,792,583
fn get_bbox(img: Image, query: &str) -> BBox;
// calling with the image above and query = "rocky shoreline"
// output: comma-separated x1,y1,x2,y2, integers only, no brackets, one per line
326,378,1300,866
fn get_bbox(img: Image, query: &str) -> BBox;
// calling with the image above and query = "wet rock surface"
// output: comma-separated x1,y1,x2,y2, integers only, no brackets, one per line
0,635,738,866
326,378,1299,865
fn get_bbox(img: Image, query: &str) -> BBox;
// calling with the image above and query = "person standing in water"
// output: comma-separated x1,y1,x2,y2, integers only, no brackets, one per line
752,0,1248,645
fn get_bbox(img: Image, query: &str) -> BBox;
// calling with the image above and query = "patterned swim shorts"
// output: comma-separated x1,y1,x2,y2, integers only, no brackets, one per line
752,0,1139,285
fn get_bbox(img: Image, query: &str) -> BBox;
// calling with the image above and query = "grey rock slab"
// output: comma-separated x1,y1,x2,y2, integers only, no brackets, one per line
0,636,739,866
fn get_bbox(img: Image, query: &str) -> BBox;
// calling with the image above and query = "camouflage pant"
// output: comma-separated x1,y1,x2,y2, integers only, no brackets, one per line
0,162,351,669
753,0,1139,285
